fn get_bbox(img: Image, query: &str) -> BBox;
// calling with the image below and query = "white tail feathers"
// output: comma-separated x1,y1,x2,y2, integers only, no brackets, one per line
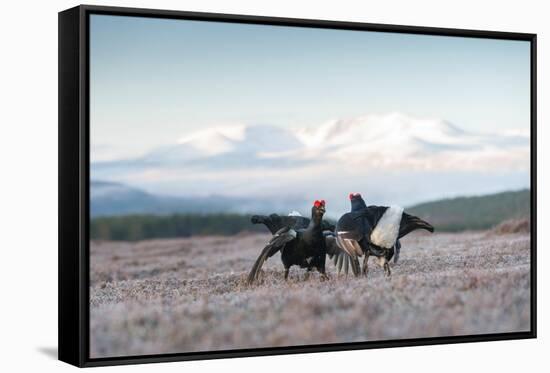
370,206,404,248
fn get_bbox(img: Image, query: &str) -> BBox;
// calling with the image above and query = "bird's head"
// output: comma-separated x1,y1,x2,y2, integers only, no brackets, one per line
312,199,326,218
349,192,367,211
349,192,362,201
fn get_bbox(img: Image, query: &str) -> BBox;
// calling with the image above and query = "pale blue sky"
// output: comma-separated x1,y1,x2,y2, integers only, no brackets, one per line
90,14,530,161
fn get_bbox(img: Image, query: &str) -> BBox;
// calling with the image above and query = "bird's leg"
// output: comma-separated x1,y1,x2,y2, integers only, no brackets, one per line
304,269,311,281
362,254,369,277
378,257,391,278
393,240,401,263
318,255,329,281
284,267,290,281
384,262,391,277
318,267,330,281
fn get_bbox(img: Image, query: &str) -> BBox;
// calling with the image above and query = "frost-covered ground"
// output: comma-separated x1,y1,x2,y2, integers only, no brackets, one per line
90,231,531,358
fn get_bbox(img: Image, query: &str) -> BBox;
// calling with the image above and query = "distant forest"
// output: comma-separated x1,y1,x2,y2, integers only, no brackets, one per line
90,189,530,241
90,214,266,241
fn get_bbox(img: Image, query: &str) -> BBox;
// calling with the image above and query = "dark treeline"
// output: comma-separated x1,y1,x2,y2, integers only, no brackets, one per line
90,213,267,241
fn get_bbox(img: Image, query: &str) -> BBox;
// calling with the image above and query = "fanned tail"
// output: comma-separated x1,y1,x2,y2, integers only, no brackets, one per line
398,213,434,239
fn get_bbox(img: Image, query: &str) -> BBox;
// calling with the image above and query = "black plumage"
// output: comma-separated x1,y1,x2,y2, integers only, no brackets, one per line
248,200,354,284
250,213,335,234
251,211,358,277
347,194,402,263
336,193,434,277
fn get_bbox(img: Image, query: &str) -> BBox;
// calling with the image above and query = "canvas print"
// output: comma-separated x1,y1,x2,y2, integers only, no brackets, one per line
89,14,532,358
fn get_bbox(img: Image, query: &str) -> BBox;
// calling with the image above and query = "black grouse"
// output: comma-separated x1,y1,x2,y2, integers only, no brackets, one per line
336,193,434,277
251,211,359,276
248,200,345,284
348,193,402,263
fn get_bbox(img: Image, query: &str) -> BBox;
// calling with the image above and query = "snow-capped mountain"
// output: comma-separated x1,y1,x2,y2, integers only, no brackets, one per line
293,112,529,170
295,113,466,148
103,112,528,171
91,113,530,215
139,124,304,166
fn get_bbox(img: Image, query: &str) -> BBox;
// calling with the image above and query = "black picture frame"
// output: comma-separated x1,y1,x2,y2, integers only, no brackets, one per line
58,4,537,368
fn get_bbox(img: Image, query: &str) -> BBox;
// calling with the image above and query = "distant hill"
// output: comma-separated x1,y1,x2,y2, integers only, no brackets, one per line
90,180,305,218
407,189,530,232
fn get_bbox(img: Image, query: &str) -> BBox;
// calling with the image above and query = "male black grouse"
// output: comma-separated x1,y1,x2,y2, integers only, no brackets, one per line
248,200,348,284
251,211,359,276
348,193,402,263
336,193,434,277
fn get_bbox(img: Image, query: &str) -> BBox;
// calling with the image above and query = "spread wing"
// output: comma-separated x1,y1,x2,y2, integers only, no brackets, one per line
250,214,310,234
325,232,360,276
247,227,297,284
250,214,289,234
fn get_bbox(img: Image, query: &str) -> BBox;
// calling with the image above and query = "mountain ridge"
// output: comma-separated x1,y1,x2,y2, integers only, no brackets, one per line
91,112,530,207
93,112,529,171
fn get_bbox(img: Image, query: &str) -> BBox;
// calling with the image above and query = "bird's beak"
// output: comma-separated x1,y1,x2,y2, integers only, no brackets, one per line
319,206,326,214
